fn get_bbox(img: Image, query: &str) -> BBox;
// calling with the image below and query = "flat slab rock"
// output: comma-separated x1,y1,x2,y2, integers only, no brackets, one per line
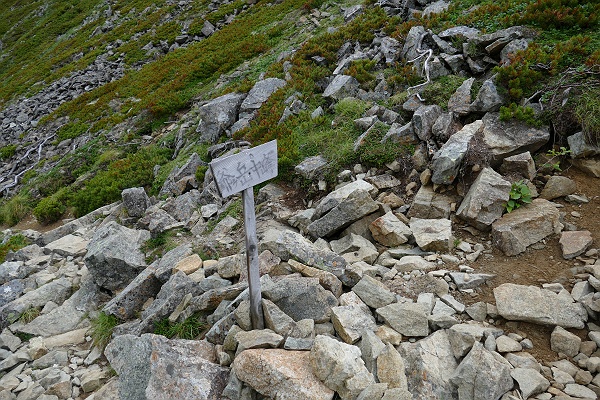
559,230,593,260
494,283,588,329
492,198,563,256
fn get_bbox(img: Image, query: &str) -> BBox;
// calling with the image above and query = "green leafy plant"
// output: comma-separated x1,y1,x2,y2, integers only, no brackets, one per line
506,180,532,213
499,103,542,127
153,312,207,339
542,146,572,171
90,312,119,349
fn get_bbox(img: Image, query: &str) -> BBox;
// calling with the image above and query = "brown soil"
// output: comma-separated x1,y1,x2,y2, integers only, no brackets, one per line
453,166,600,363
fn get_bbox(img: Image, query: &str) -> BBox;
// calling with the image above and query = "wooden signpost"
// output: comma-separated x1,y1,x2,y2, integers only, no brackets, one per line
209,140,278,329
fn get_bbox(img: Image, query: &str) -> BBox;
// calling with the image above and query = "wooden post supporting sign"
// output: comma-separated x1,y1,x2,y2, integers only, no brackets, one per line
209,140,278,329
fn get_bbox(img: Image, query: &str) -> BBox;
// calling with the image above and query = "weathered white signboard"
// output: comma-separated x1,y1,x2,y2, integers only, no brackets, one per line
209,140,278,329
210,140,278,198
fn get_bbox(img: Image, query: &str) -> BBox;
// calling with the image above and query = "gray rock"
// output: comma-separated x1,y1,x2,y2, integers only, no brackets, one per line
160,153,204,197
105,334,227,400
540,175,577,200
84,221,150,290
263,276,338,323
357,383,388,400
431,120,483,185
450,342,513,400
196,93,245,143
235,329,284,351
18,278,103,337
399,330,458,399
447,323,498,358
352,275,396,309
381,122,418,145
470,78,504,113
559,230,593,260
323,75,360,100
310,335,375,400
407,185,454,219
0,280,24,308
331,305,377,344
261,228,346,274
0,277,71,329
240,78,286,116
568,131,600,159
44,234,89,257
401,26,427,72
122,187,152,218
432,112,462,144
201,20,216,36
423,0,449,16
103,267,162,320
234,349,334,400
313,180,377,219
509,368,549,399
360,329,386,374
330,233,379,265
369,212,411,247
482,112,549,164
139,271,203,333
377,343,409,391
495,335,522,353
438,26,481,41
449,272,495,290
410,218,452,252
376,303,429,337
500,39,530,64
380,37,401,64
564,383,597,399
262,299,294,336
394,256,436,273
295,155,329,180
413,105,443,141
161,189,202,222
287,259,343,298
456,167,511,231
491,199,563,256
551,326,582,357
155,244,193,282
448,78,474,115
307,189,379,238
494,283,587,329
500,151,536,180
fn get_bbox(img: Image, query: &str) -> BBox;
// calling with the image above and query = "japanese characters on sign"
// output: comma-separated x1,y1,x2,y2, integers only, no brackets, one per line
210,140,278,198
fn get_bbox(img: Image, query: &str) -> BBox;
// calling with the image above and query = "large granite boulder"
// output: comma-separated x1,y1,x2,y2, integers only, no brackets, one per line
196,93,245,143
491,199,562,256
410,218,452,252
105,334,228,400
84,221,150,291
323,75,360,100
456,167,511,231
234,349,334,400
122,187,152,218
494,283,587,329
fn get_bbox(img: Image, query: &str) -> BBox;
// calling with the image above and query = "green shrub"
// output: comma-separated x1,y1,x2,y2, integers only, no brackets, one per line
90,312,119,349
0,145,17,160
56,121,89,141
499,103,542,127
33,188,69,225
0,234,30,263
70,146,171,217
195,165,208,186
